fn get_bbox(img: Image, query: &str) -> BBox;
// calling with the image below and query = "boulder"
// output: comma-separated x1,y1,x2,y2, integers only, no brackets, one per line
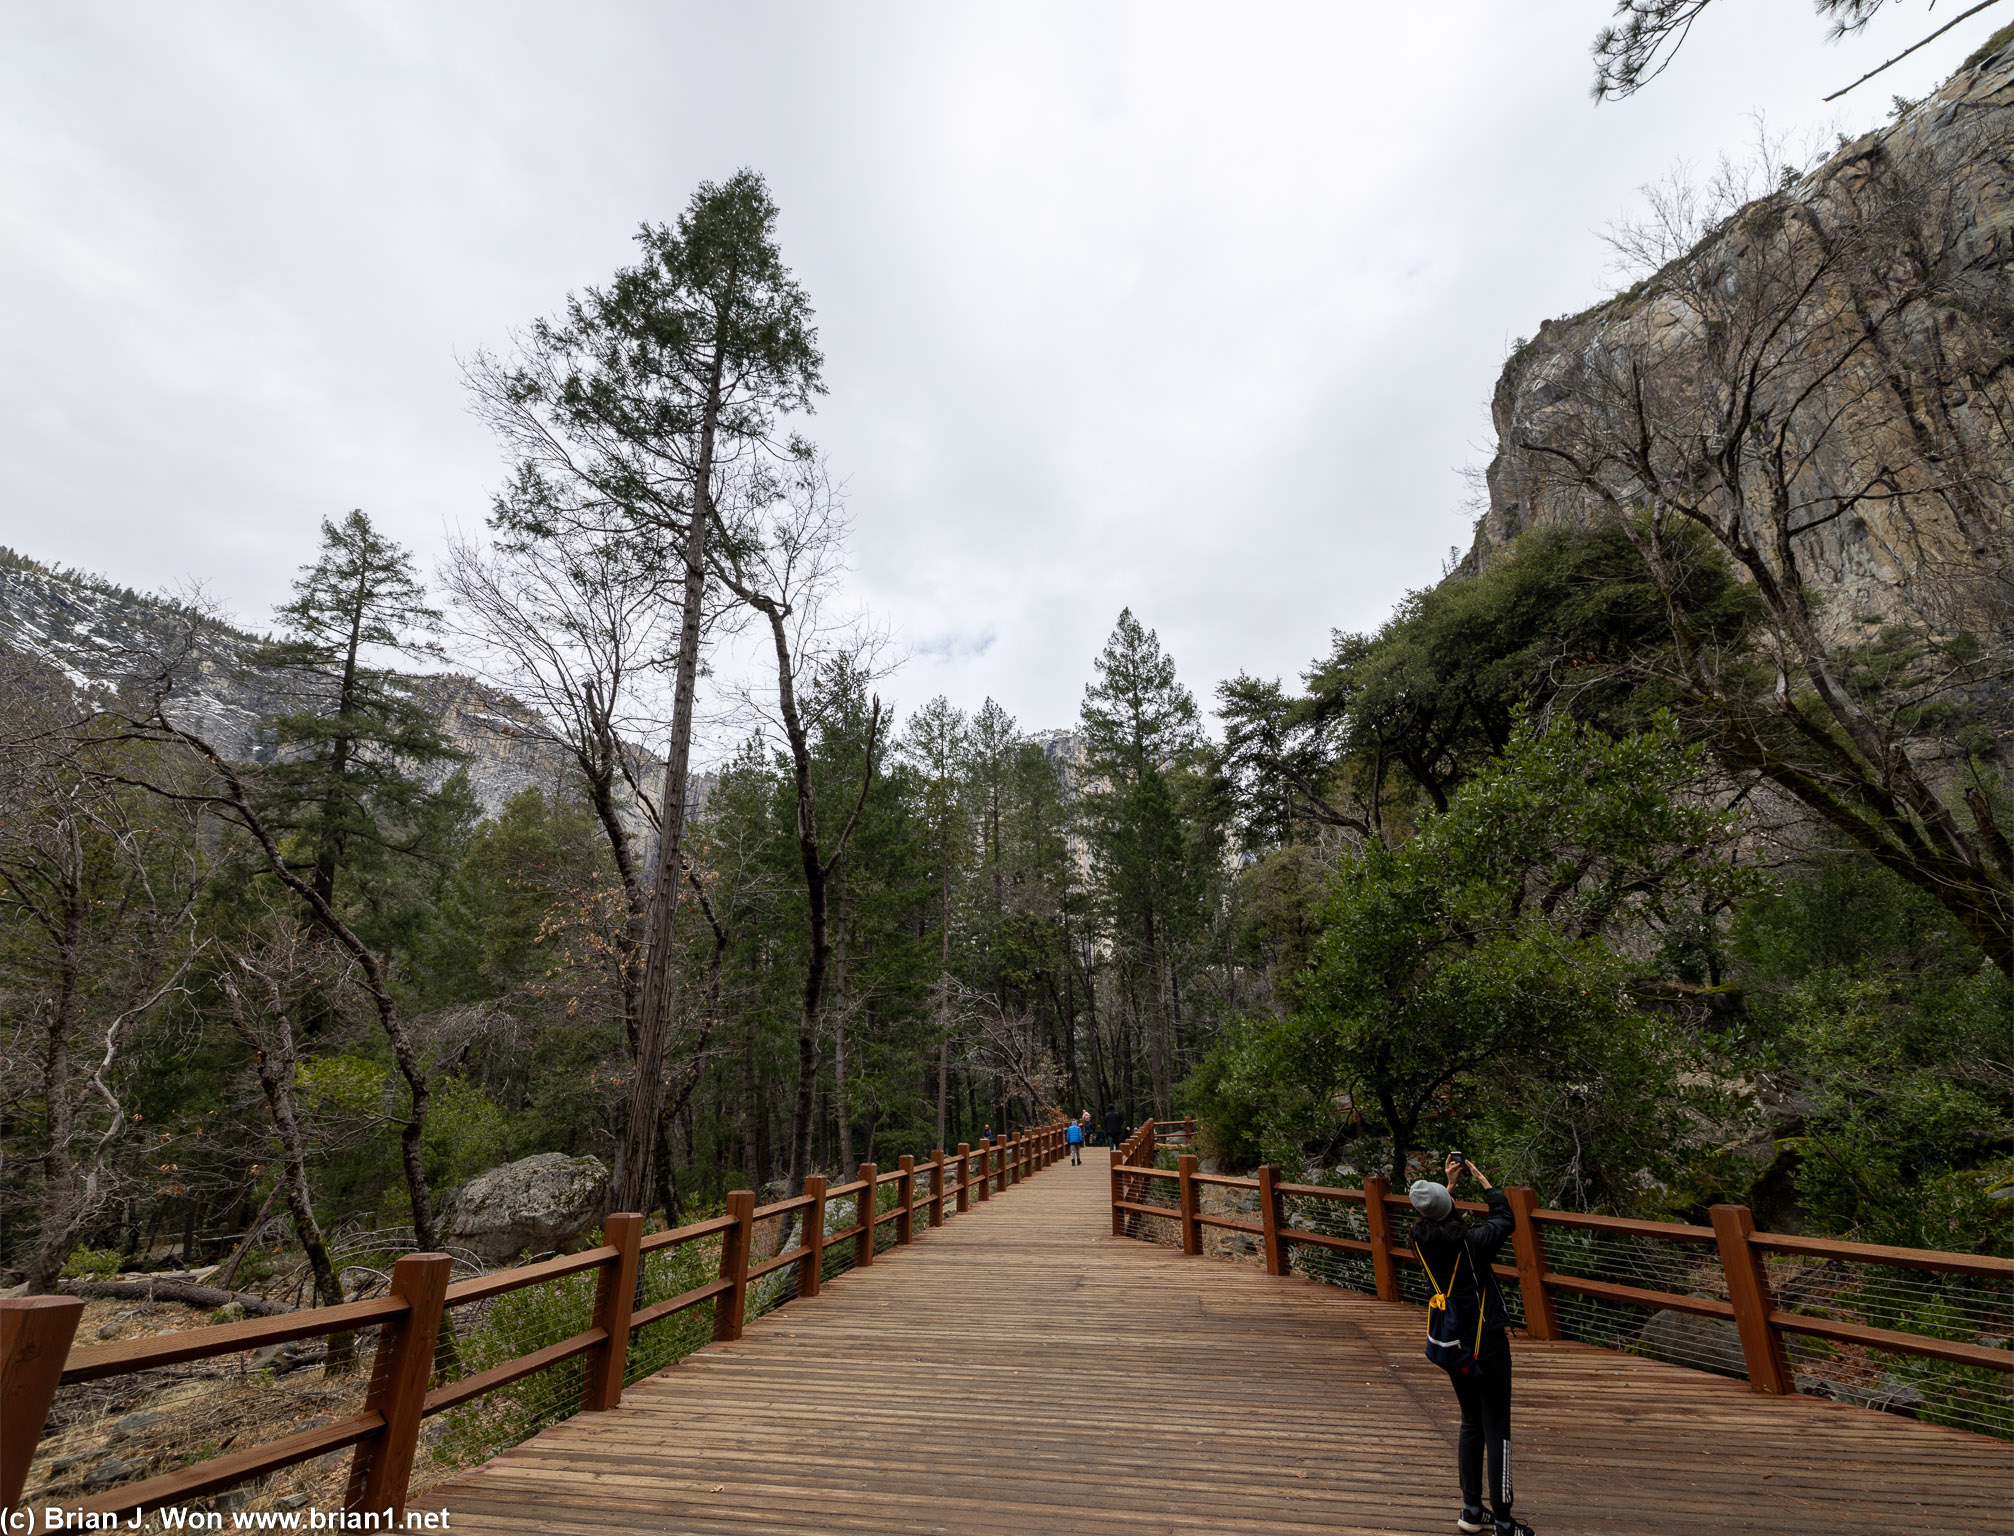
1636,1309,1748,1378
445,1153,609,1265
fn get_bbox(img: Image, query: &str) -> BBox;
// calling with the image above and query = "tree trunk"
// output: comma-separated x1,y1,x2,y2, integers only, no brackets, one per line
222,972,354,1374
832,876,854,1179
614,328,726,1214
27,823,83,1295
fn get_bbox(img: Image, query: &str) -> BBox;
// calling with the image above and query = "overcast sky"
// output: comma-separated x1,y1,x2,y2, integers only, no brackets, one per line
2,2,2001,750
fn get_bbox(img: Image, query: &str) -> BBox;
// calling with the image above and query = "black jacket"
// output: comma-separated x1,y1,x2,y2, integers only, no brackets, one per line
1411,1187,1516,1333
1102,1110,1124,1140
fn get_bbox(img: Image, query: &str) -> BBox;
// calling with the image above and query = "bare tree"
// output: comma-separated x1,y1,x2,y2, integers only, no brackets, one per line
218,937,352,1370
441,525,676,1057
0,722,201,1292
708,456,891,1193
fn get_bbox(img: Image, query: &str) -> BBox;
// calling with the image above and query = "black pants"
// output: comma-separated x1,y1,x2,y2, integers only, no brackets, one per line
1447,1327,1513,1517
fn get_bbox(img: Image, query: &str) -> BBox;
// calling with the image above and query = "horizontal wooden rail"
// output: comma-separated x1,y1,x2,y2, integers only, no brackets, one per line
1282,1229,1373,1256
443,1244,618,1307
1767,1310,2013,1373
3,1131,1070,1524
1533,1209,1719,1243
420,1328,608,1416
629,1277,735,1331
73,1411,385,1522
60,1295,409,1384
1277,1181,1367,1203
1752,1232,2014,1278
1107,1121,2014,1411
1544,1273,1735,1318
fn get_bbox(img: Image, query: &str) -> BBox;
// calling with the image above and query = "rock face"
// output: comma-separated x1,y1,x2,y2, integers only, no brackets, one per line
444,1153,610,1265
1636,1308,1748,1379
1470,34,2014,645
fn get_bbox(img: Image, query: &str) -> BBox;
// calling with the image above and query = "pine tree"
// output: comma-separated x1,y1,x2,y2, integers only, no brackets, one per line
1080,610,1205,1119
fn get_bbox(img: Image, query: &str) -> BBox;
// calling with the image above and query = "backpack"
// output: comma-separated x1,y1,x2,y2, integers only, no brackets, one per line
1414,1241,1488,1380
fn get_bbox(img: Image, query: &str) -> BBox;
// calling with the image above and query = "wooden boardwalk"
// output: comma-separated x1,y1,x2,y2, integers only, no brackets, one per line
434,1149,2010,1536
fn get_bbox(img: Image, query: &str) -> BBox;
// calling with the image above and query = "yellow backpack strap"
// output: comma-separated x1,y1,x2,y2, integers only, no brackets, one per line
1413,1242,1460,1313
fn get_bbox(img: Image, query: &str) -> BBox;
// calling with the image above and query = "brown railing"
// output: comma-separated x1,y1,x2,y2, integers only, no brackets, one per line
1108,1120,2013,1438
1,1127,1069,1525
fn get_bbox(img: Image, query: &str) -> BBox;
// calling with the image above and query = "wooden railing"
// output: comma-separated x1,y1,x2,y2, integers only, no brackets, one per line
1,1127,1068,1524
1108,1120,2012,1427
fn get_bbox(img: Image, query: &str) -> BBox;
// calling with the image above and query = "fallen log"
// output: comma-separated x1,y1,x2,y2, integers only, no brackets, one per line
59,1278,295,1316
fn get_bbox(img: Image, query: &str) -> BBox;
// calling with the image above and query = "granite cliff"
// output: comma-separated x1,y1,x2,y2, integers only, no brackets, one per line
0,548,587,815
1469,30,2013,647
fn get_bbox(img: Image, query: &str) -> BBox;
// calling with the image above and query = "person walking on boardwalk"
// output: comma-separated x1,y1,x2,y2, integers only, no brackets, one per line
1410,1155,1531,1536
1066,1117,1085,1165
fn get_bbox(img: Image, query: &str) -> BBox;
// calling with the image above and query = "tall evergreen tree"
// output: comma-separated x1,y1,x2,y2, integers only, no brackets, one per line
469,170,825,1211
902,697,969,1149
258,510,459,916
1080,610,1205,1118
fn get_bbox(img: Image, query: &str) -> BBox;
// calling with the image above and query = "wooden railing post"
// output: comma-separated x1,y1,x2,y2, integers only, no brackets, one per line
855,1165,878,1266
955,1143,971,1213
1257,1165,1287,1277
1142,1122,1157,1164
2,1295,84,1517
583,1212,643,1411
1503,1187,1561,1341
345,1252,451,1520
1361,1175,1399,1302
1176,1153,1202,1255
1110,1150,1126,1237
713,1190,755,1342
1712,1204,1792,1394
974,1142,991,1202
799,1175,827,1299
896,1154,916,1244
928,1150,946,1227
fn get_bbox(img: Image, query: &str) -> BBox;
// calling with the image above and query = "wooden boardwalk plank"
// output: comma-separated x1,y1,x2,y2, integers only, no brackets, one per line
432,1151,2011,1535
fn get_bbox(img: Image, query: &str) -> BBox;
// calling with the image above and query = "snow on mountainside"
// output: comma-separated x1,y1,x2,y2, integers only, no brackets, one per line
0,548,580,815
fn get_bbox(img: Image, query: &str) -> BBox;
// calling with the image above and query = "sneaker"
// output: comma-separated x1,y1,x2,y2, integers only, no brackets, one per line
1457,1511,1489,1534
1493,1518,1533,1536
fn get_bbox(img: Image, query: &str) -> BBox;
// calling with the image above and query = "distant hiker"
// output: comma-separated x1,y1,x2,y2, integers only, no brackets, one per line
1079,1108,1093,1145
1102,1104,1124,1149
1065,1118,1085,1165
1410,1156,1530,1536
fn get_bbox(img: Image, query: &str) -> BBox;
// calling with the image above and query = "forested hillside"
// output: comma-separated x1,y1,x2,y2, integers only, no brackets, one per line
2,42,2009,1311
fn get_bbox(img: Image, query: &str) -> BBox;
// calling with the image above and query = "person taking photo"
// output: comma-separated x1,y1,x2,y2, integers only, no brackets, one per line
1408,1155,1531,1536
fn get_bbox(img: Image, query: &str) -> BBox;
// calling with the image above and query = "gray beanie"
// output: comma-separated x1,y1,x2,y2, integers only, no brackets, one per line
1409,1179,1453,1221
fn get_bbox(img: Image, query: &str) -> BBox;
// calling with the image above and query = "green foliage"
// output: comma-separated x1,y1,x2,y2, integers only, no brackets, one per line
295,1055,390,1119
1728,847,2012,1254
59,1247,122,1280
1204,713,1747,1206
425,1077,512,1190
1218,520,1756,842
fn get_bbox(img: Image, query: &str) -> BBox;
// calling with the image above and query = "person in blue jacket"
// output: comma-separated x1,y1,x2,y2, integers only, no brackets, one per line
1409,1155,1531,1536
1065,1117,1085,1165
